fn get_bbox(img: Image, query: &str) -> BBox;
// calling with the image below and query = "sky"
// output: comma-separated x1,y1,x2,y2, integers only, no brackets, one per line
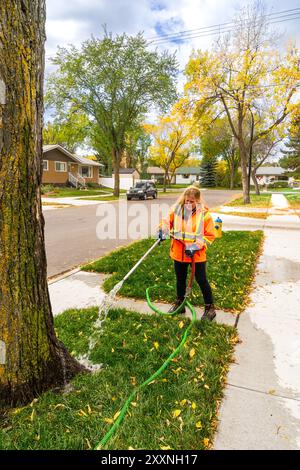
45,0,300,156
45,0,300,76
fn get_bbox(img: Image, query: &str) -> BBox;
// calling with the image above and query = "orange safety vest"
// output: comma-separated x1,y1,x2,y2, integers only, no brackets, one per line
164,204,216,263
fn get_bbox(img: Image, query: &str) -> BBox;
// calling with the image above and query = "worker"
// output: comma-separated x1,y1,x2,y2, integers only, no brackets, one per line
159,186,216,321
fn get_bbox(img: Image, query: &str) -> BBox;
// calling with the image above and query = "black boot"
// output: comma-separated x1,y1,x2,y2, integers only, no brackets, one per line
168,298,186,314
201,304,216,321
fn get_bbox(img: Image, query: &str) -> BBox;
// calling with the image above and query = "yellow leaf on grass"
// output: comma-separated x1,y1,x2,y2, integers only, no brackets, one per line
196,421,202,429
153,342,159,350
179,321,184,329
203,438,210,447
131,376,137,386
189,348,196,359
104,418,114,424
160,446,172,450
131,402,137,407
192,402,197,410
30,410,35,422
180,399,187,406
114,411,121,421
172,409,182,418
204,384,210,390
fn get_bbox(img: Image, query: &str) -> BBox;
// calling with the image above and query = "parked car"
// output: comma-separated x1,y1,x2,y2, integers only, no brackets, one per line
127,181,157,200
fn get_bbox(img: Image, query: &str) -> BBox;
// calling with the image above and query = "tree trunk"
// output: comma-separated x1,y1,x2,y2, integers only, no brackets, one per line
252,169,260,195
0,0,85,407
113,148,120,197
229,162,235,190
239,144,250,204
163,172,168,193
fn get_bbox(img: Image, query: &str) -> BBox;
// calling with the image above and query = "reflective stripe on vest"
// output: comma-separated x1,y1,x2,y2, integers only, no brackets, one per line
171,206,210,242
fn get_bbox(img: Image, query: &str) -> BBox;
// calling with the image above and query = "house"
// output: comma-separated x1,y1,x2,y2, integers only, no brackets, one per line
175,167,201,185
42,145,103,188
252,167,292,186
99,168,141,190
146,166,176,184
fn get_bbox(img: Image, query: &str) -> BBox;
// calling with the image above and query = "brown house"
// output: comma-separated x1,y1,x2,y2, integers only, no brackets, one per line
42,145,103,187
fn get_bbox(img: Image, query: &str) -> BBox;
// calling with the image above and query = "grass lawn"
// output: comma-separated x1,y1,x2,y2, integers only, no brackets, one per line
225,194,271,208
83,231,264,312
76,195,122,202
42,188,113,198
217,211,267,219
0,307,237,450
285,193,300,208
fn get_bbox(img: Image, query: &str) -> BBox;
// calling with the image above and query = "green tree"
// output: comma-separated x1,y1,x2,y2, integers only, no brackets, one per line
200,118,239,189
280,117,300,178
43,111,89,153
0,0,83,406
200,158,218,187
46,31,178,196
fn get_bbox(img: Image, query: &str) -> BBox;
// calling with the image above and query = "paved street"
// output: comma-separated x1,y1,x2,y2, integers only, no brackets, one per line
44,189,241,278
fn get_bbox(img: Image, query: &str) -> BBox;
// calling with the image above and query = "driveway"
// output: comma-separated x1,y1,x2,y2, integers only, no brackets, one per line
44,189,241,278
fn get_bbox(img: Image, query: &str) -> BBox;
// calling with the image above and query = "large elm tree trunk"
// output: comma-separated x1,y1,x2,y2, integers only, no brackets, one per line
0,0,85,407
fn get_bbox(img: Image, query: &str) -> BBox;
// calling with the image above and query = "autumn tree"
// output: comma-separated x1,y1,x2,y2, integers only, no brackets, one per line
200,118,239,189
46,32,178,196
251,132,282,194
184,1,300,203
145,107,194,191
0,0,84,406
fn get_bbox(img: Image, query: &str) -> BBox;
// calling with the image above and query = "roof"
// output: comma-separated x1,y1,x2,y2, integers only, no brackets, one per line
147,166,165,175
256,167,286,175
176,167,201,175
112,168,139,174
43,145,103,167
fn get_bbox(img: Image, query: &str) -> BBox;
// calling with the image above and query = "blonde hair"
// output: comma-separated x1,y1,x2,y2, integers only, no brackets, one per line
177,185,204,209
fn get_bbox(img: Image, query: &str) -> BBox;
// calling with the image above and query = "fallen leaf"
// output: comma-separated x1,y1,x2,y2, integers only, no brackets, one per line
172,409,182,418
160,446,172,450
179,321,184,329
104,418,114,424
180,399,187,406
114,411,121,421
196,421,202,429
192,402,197,410
153,342,159,350
203,438,210,447
189,348,196,359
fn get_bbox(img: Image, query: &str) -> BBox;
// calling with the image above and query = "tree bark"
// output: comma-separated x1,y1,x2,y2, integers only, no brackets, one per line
239,143,250,204
0,0,85,407
251,170,260,195
113,148,120,197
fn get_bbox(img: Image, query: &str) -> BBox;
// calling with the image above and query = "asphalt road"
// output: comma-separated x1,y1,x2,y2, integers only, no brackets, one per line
44,189,242,278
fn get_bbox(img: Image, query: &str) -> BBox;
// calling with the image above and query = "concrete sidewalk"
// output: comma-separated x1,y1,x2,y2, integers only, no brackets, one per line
214,227,300,450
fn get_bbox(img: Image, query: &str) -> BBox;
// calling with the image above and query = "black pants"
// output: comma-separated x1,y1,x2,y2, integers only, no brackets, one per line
174,260,214,305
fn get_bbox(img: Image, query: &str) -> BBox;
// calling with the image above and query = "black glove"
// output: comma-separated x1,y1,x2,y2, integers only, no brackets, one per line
185,243,201,258
157,228,167,241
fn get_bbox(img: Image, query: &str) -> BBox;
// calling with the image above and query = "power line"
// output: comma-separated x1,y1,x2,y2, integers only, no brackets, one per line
146,7,300,41
147,7,300,43
149,11,300,45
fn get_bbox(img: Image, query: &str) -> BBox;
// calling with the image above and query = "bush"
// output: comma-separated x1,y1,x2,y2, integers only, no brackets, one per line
267,181,289,188
86,182,100,188
41,184,55,194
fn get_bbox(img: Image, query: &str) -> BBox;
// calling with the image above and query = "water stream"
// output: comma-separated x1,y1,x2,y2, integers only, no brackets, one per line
77,280,125,371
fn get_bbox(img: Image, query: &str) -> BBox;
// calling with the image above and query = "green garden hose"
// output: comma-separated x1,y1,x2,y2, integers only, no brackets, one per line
94,299,196,450
94,244,198,450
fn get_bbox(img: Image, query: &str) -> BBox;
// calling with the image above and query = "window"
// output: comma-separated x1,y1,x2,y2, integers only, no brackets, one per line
42,160,49,171
55,161,67,172
80,166,92,178
183,174,189,179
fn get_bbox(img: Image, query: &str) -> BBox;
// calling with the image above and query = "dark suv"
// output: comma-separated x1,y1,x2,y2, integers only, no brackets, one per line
127,181,157,200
